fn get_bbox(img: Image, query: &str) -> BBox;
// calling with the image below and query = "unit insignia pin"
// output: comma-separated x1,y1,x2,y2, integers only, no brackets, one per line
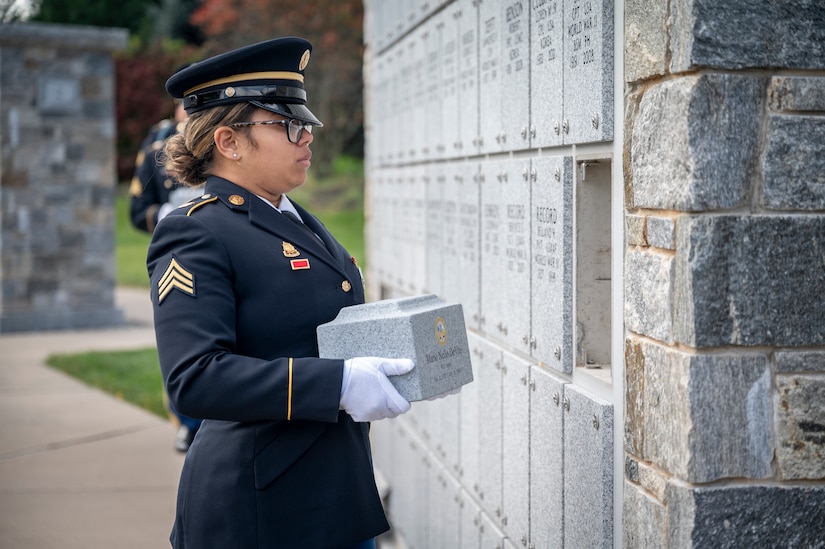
282,241,300,257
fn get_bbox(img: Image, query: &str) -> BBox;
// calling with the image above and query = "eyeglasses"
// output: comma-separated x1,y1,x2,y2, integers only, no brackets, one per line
229,118,313,144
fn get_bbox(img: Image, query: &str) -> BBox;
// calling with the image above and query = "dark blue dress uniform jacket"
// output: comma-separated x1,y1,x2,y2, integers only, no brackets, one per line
129,120,182,233
147,176,389,549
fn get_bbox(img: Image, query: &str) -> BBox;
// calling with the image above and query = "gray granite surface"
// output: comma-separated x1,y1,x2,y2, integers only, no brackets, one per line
317,294,474,401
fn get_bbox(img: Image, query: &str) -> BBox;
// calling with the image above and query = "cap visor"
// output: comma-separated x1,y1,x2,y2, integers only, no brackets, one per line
249,101,323,126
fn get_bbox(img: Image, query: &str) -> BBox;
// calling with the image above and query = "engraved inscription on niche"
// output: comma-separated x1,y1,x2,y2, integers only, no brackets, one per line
460,23,477,91
506,203,528,275
504,2,527,76
484,203,501,259
568,0,597,70
481,14,499,87
534,0,560,66
534,205,560,283
460,197,479,264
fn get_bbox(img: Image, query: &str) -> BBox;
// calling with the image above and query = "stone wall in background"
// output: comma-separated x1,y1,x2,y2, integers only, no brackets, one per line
363,0,825,548
0,23,127,332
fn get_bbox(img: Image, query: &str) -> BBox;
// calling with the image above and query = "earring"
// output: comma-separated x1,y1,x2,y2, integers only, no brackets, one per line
232,153,238,158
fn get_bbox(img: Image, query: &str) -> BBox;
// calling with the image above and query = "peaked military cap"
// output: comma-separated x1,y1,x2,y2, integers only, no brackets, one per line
166,37,322,126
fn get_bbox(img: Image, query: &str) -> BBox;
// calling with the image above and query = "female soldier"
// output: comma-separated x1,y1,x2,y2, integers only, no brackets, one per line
148,37,412,549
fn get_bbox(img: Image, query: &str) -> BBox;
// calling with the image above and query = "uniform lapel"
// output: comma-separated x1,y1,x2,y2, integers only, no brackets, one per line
202,177,352,277
247,194,348,276
291,200,353,270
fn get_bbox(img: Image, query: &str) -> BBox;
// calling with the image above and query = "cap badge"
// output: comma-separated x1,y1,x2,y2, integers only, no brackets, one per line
282,241,300,257
225,86,236,98
299,50,311,71
228,194,245,206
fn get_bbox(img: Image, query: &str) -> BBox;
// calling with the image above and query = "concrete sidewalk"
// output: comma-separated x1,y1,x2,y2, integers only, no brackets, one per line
0,287,184,549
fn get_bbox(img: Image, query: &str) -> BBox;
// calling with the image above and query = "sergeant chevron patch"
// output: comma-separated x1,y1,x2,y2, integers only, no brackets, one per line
158,257,195,303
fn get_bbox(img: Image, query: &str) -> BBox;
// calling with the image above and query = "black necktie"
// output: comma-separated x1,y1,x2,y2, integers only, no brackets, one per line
281,210,318,239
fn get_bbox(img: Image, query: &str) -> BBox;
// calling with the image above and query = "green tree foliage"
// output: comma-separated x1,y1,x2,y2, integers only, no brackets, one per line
29,0,158,37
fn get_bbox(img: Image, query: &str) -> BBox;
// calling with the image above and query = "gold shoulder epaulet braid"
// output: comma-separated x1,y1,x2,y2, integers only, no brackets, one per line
186,196,219,216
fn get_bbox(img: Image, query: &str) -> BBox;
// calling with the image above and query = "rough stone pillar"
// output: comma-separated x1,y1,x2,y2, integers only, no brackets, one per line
0,23,128,332
624,0,825,546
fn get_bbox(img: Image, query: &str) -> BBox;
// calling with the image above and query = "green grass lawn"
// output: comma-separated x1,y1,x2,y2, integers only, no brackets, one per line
49,162,365,417
47,348,166,418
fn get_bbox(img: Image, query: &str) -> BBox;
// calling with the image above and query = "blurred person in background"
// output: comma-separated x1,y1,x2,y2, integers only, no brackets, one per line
129,91,203,453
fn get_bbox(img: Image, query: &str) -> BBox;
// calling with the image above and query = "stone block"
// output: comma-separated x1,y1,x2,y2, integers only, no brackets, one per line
475,337,503,517
477,0,502,154
531,156,573,373
761,115,825,210
457,0,480,155
425,166,444,297
530,0,564,148
460,332,484,502
776,375,825,480
317,294,474,402
674,215,825,347
630,74,766,211
636,459,668,503
646,216,675,250
460,488,481,548
624,248,674,344
479,511,506,547
563,0,614,144
440,162,482,330
775,350,825,373
641,341,772,482
409,168,428,295
529,366,564,549
769,76,825,112
623,480,666,549
563,384,613,549
670,0,825,72
480,158,531,354
439,5,460,159
666,484,825,549
624,0,668,82
624,338,644,456
501,352,530,542
625,214,646,247
501,0,530,151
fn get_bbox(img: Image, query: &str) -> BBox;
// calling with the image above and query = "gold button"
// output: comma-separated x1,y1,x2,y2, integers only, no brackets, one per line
341,280,352,292
228,194,245,205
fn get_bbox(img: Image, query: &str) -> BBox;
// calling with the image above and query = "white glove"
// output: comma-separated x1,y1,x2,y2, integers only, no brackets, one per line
340,357,414,422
